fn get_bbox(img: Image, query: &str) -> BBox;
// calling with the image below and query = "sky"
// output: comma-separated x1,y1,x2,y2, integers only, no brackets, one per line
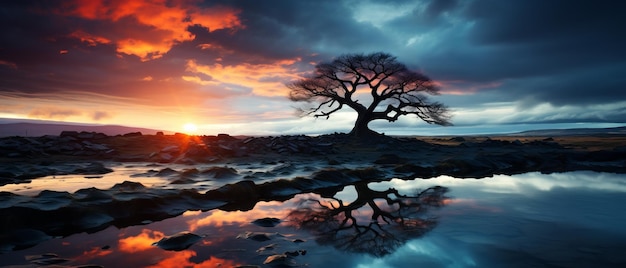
1,0,625,136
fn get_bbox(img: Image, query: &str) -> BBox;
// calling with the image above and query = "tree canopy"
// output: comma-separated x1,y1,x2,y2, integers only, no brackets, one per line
288,52,451,137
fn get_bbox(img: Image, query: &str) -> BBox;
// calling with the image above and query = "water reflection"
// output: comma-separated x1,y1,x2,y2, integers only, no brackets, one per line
287,182,448,257
2,172,626,267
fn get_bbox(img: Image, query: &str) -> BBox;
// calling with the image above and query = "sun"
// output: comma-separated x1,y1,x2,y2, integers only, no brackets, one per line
183,123,198,133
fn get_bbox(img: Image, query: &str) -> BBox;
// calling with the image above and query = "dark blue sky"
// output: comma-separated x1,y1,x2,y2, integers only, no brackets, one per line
1,0,625,135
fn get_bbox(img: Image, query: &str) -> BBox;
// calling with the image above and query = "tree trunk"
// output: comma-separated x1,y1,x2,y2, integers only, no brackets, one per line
349,113,378,138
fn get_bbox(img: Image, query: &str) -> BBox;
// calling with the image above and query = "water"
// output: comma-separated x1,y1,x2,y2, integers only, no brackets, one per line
1,171,626,267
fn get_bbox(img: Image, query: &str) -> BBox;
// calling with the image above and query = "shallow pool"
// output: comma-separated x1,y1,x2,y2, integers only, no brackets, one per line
1,171,625,267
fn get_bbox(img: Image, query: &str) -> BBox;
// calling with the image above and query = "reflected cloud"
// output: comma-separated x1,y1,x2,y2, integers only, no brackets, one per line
146,251,239,268
187,201,288,231
118,229,165,253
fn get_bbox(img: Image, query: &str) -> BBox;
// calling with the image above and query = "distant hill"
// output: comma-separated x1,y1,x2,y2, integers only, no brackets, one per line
0,119,171,137
508,126,626,136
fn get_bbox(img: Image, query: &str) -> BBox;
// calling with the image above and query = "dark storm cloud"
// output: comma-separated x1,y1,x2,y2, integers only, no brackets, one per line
376,0,626,114
200,0,392,63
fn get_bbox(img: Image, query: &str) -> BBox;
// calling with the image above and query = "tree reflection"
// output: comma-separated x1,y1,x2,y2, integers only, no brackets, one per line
287,182,448,257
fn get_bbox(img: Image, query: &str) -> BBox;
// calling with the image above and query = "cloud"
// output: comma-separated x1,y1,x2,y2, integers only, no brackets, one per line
92,111,113,121
59,0,244,61
1,0,625,135
184,58,301,96
28,107,82,120
68,30,111,46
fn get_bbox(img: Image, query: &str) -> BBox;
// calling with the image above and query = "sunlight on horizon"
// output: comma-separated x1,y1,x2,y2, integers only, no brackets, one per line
183,123,198,134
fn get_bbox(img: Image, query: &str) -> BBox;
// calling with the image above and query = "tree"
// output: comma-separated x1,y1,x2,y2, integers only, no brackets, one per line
286,182,449,257
288,52,452,137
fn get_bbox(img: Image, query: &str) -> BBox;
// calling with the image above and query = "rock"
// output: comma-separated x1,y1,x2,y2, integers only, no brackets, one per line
202,166,238,179
156,167,178,177
449,136,465,142
256,243,278,253
73,162,113,175
60,131,79,137
0,229,51,252
374,154,406,165
152,232,202,251
161,145,180,153
237,231,277,242
77,132,95,139
263,254,295,266
252,217,282,227
122,132,142,137
81,141,109,151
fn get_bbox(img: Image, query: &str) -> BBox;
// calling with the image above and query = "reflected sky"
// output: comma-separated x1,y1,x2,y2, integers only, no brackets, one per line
2,171,626,267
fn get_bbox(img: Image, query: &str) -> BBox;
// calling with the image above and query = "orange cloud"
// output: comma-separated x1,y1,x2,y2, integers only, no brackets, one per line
61,0,243,61
184,58,302,96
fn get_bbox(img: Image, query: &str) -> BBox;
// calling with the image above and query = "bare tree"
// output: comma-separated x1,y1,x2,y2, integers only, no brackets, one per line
286,183,449,257
288,52,452,137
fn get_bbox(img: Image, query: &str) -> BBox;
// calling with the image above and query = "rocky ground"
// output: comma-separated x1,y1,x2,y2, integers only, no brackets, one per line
1,131,625,184
0,131,625,254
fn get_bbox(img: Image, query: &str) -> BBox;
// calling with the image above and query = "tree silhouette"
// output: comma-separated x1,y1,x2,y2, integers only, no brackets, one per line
288,52,451,137
286,182,448,257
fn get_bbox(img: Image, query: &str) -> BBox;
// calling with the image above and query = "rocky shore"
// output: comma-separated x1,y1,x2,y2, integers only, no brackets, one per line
1,131,625,184
1,131,625,253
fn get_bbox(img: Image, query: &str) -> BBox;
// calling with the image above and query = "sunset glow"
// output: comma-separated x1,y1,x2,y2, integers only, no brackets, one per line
0,1,624,135
183,123,198,133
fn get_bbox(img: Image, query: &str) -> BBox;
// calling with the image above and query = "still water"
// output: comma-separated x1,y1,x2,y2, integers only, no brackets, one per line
2,171,626,267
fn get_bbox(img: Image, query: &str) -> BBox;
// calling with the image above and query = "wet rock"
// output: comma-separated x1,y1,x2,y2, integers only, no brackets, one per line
180,168,200,178
237,231,279,242
263,254,296,266
111,181,147,191
256,243,278,253
74,212,114,229
374,154,406,165
156,167,178,177
170,177,195,184
161,145,180,153
449,137,465,142
202,166,238,179
435,158,495,178
394,164,434,177
73,162,113,175
0,229,51,252
252,217,282,227
73,188,112,204
16,190,72,211
268,163,296,175
152,231,202,251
